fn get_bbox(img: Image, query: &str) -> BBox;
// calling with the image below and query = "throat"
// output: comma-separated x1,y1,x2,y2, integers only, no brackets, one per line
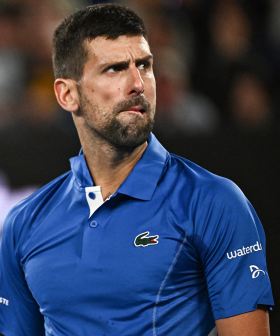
84,141,148,200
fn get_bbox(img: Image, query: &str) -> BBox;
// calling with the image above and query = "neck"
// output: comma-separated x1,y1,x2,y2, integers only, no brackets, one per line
78,127,148,200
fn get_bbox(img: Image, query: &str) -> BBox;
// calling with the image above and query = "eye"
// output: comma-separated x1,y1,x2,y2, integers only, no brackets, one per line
138,63,146,70
104,63,128,73
137,62,149,70
106,65,122,73
106,67,117,73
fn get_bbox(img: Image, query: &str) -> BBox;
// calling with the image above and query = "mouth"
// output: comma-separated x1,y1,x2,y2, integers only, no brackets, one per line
121,106,146,115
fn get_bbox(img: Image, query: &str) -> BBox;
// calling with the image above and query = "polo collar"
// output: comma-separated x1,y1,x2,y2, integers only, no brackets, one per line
117,133,168,200
70,133,168,200
70,152,93,188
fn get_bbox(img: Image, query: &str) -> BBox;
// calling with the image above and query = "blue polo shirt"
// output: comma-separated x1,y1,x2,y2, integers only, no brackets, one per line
0,134,273,336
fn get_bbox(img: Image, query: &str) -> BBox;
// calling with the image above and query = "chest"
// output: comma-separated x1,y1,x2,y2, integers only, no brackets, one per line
21,193,203,316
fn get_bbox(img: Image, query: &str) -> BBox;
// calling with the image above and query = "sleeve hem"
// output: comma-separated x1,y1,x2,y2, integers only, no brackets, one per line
213,301,274,320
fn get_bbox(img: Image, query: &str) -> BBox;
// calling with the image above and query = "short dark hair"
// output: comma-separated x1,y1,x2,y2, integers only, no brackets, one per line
52,3,147,81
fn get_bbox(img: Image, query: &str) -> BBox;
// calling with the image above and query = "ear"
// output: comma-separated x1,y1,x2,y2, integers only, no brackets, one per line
54,78,80,112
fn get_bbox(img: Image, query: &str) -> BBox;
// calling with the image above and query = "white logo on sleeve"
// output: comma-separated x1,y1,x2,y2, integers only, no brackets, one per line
250,265,266,278
0,297,9,306
226,241,262,259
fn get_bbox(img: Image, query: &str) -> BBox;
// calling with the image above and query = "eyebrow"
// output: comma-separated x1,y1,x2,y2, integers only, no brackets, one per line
135,54,153,65
100,54,153,72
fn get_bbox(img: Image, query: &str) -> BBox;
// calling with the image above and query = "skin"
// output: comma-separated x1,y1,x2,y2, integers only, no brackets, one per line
54,34,271,335
216,308,270,336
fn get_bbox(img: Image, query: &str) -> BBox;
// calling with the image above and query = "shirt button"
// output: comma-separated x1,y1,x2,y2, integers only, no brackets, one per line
88,192,96,200
89,220,98,228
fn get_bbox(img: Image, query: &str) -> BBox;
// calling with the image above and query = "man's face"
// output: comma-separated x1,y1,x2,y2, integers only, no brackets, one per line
76,35,156,147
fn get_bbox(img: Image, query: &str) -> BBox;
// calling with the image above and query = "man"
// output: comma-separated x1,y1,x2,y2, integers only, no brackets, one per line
0,4,273,336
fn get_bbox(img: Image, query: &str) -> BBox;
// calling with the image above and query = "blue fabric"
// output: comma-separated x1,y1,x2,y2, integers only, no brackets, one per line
0,133,274,336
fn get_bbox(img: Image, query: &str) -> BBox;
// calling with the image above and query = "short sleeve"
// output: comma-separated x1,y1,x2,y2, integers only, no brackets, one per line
0,209,45,336
193,178,274,320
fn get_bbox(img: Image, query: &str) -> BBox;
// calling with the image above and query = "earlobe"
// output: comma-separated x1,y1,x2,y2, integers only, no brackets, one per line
54,78,80,112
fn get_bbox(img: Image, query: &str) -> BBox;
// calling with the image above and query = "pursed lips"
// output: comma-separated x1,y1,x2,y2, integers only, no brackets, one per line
120,106,146,116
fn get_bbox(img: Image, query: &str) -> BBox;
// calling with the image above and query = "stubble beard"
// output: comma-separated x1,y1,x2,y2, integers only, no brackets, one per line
78,90,156,148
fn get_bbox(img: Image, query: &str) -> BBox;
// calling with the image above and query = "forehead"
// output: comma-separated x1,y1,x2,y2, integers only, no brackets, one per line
86,35,151,63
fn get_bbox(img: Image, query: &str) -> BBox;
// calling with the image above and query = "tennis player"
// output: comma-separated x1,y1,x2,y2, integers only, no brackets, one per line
0,4,273,335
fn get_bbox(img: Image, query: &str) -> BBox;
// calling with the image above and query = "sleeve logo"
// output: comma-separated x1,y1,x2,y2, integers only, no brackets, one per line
134,231,159,247
0,297,9,306
250,265,266,278
226,241,262,259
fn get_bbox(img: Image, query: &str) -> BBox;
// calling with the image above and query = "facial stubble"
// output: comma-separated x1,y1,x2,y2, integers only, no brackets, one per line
78,90,156,148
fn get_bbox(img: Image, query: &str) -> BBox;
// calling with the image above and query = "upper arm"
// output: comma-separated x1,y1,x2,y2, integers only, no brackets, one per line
0,211,45,336
193,179,274,320
216,308,270,336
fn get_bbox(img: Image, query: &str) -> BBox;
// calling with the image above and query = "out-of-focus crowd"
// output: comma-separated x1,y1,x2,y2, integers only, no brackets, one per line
120,0,280,136
1,0,280,138
0,0,77,134
0,0,80,232
0,0,280,225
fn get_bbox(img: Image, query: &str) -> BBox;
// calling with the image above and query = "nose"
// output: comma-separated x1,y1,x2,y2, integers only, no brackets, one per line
128,66,145,96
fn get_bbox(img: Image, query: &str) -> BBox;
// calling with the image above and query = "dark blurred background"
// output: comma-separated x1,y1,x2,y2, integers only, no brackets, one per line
0,0,279,332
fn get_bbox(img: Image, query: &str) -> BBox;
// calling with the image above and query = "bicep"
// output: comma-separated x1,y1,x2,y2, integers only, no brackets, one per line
215,308,270,336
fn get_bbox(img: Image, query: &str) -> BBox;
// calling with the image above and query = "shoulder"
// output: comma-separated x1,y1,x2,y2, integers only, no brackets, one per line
160,153,254,237
164,153,245,205
2,170,73,244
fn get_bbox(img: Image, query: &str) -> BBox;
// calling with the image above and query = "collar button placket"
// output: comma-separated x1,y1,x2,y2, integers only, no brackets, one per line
85,186,104,218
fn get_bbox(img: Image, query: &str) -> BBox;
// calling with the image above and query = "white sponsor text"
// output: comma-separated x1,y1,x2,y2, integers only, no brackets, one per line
227,241,262,260
0,297,9,306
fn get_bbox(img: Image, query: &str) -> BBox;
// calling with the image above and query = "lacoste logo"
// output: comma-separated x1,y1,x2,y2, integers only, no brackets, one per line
134,231,159,247
250,265,266,279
